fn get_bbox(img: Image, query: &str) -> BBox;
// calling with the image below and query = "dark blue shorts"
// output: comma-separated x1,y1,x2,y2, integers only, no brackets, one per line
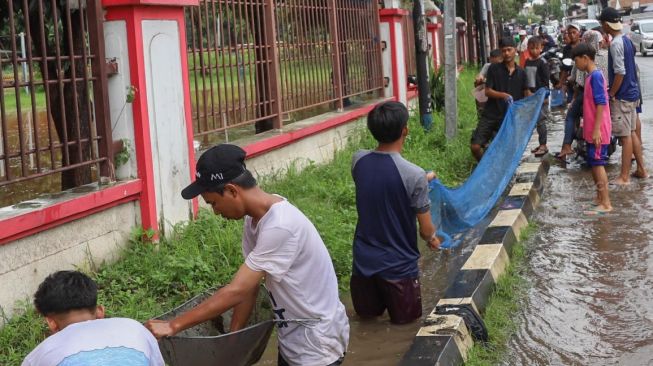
586,144,609,166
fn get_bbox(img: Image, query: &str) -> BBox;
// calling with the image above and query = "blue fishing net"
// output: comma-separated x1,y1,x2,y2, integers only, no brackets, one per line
430,88,547,249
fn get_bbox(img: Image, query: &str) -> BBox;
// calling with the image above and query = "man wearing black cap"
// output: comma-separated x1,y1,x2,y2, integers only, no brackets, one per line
470,36,531,162
600,7,648,184
145,144,349,366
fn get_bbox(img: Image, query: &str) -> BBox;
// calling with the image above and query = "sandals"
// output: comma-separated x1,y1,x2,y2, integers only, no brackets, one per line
533,146,549,157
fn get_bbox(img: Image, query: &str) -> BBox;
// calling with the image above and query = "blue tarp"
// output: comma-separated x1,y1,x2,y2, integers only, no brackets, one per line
430,88,547,248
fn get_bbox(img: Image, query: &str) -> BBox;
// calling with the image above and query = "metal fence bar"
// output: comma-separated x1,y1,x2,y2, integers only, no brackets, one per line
7,0,28,177
264,0,282,129
21,0,41,173
0,0,112,205
185,0,383,141
88,0,113,179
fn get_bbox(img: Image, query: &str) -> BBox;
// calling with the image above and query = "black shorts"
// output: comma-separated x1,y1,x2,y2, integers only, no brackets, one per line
471,116,503,147
350,275,422,325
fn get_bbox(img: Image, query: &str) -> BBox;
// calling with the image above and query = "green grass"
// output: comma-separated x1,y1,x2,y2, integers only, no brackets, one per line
464,223,537,366
1,87,47,115
0,68,480,365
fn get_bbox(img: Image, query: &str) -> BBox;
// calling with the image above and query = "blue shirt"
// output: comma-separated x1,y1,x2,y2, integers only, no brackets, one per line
351,151,430,279
608,34,640,102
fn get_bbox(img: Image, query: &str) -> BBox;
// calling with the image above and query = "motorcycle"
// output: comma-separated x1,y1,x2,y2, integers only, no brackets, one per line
542,47,563,86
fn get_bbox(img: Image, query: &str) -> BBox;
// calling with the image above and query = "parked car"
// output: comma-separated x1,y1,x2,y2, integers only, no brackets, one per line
573,19,601,32
630,19,653,56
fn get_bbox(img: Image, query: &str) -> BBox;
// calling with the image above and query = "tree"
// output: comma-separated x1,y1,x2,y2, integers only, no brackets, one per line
493,0,527,23
533,0,564,22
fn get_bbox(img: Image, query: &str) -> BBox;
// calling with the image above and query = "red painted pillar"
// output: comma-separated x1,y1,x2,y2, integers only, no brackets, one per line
379,8,409,104
426,10,442,70
102,0,199,238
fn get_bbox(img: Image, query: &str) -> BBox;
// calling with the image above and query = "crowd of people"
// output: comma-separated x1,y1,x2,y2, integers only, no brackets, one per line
17,7,652,366
473,7,648,215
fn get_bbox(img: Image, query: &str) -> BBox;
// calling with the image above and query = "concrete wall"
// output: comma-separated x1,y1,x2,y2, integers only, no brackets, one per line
0,202,138,323
246,118,366,179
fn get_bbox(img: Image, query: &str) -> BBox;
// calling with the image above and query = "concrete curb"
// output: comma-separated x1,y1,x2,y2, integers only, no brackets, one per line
400,136,550,365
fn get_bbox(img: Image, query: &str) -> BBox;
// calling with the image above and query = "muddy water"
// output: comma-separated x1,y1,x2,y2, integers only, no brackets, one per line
506,60,653,366
254,221,491,365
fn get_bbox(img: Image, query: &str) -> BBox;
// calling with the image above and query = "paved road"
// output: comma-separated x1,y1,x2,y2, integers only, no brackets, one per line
505,55,653,365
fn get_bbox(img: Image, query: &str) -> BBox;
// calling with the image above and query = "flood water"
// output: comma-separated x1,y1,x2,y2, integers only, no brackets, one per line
505,56,653,365
254,219,491,366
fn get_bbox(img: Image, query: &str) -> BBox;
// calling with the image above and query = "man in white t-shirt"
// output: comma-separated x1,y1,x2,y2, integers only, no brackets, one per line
145,144,349,366
22,271,164,366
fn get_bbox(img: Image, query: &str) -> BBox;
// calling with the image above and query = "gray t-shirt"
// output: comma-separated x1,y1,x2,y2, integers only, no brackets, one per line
610,34,626,75
243,199,349,366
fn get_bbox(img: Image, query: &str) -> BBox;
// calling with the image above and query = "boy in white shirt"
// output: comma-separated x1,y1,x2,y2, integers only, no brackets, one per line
22,271,164,366
145,144,349,366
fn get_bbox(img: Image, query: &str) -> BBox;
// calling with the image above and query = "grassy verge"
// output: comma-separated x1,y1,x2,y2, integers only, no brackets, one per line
464,223,537,366
0,68,479,365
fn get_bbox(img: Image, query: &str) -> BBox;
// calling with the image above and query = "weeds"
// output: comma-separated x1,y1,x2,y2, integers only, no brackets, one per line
0,69,480,365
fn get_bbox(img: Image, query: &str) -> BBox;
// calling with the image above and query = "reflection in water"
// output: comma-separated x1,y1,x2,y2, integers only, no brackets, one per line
505,109,653,365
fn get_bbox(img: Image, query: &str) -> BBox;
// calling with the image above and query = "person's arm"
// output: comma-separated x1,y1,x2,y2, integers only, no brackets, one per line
416,211,440,250
610,74,624,98
145,264,264,339
593,105,604,148
484,64,509,100
229,285,259,331
609,40,626,98
591,73,608,147
485,87,511,100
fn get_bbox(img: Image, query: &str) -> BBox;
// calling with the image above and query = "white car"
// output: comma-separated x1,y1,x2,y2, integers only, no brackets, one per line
630,19,653,56
573,19,601,32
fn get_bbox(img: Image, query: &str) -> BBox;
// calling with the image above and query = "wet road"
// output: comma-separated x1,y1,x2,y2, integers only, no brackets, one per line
505,56,653,365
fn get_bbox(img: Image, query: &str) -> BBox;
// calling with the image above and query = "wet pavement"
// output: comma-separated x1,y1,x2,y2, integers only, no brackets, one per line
505,56,653,365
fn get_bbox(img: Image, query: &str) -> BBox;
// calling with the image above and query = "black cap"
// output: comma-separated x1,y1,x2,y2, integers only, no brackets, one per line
499,36,516,48
598,7,621,23
181,144,247,199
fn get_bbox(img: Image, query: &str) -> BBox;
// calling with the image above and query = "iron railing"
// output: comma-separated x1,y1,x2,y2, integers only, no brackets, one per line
402,13,417,79
0,0,111,207
186,0,385,146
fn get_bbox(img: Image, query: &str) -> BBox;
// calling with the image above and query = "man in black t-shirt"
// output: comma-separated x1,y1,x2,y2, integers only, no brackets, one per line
470,37,531,162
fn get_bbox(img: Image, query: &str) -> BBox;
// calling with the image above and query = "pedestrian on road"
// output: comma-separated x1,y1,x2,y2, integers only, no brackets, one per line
471,37,531,162
571,43,613,215
145,144,350,366
524,36,551,157
600,7,648,184
557,30,610,160
350,101,440,325
562,24,582,103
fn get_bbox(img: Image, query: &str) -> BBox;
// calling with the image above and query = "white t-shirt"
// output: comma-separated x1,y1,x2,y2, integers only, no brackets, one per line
22,318,164,366
243,199,349,366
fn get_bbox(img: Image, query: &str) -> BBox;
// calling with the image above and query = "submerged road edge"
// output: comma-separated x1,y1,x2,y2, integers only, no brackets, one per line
399,134,551,366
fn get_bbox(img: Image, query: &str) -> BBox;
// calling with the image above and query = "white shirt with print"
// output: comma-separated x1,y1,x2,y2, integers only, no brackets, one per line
22,317,164,366
242,199,349,366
